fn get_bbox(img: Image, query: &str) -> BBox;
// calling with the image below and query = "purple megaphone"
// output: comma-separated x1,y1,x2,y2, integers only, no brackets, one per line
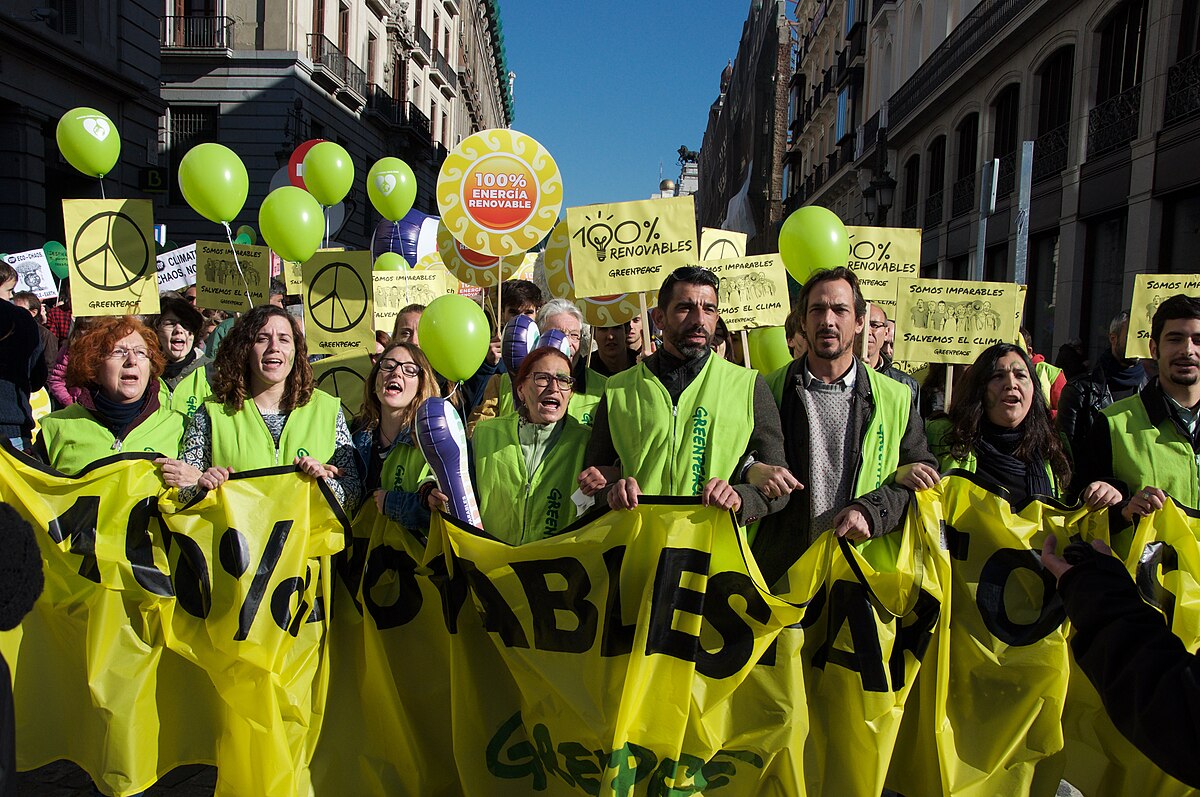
502,314,540,375
535,329,573,359
415,396,483,529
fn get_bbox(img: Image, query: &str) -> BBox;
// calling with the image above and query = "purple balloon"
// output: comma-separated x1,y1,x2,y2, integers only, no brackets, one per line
371,207,432,263
415,397,482,529
536,329,573,359
502,315,540,376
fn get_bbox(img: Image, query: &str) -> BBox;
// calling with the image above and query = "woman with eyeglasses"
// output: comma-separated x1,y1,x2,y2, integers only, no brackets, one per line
470,346,594,544
35,315,186,475
154,295,212,419
353,342,439,533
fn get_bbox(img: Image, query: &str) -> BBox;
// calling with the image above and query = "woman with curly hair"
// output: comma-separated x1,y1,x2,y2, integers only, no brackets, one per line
353,341,439,532
162,305,361,508
902,342,1121,506
34,315,185,475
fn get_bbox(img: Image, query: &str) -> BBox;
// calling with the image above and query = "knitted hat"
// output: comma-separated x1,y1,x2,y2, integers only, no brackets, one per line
0,503,44,631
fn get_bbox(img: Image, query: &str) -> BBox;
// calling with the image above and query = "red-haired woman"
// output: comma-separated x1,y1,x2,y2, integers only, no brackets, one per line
35,315,186,475
165,305,360,508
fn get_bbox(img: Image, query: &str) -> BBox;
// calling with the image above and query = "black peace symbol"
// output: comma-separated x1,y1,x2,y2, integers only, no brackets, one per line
702,237,741,261
307,262,368,333
71,211,151,291
316,365,365,418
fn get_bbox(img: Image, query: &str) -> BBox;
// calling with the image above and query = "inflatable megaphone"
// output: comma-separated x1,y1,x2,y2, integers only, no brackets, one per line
535,329,573,359
502,314,540,375
415,396,482,528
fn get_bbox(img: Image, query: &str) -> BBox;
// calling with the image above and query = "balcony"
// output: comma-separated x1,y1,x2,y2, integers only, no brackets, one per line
307,34,367,105
402,102,431,142
900,204,919,228
367,84,404,126
444,0,461,15
1165,51,1200,127
413,28,432,66
995,150,1016,198
161,15,233,50
1032,123,1069,182
871,0,895,19
951,172,976,218
431,51,459,94
924,189,944,227
1087,84,1141,159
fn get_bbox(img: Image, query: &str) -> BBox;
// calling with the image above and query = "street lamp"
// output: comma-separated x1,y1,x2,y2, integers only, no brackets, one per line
862,183,878,225
871,173,897,226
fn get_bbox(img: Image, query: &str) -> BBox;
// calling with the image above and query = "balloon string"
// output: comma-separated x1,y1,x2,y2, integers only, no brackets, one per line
324,208,330,250
99,177,106,200
223,221,254,311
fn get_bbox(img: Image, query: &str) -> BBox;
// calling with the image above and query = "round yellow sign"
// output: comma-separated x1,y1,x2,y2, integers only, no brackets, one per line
437,220,521,288
542,220,653,327
436,129,562,257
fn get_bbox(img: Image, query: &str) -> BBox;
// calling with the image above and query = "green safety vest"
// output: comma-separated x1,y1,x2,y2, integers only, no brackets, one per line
39,401,187,476
472,414,592,544
607,355,756,495
159,367,212,420
1105,392,1199,508
925,417,1061,498
207,390,341,471
381,440,431,495
1035,361,1062,406
492,368,608,428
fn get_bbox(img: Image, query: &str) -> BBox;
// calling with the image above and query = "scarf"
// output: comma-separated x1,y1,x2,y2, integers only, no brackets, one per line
1098,348,1144,394
162,349,197,383
973,420,1053,501
91,388,151,439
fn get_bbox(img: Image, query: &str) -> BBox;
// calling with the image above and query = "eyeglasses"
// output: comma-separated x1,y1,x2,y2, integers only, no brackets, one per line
530,372,575,390
868,321,889,330
379,359,421,378
551,329,582,342
107,347,150,361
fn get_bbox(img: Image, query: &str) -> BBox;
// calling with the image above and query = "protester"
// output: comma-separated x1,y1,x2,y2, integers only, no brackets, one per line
373,329,390,360
11,291,58,372
1021,327,1066,418
712,316,733,361
1057,311,1148,461
166,305,361,509
354,342,438,535
46,287,72,347
471,347,594,543
390,303,424,345
1075,294,1200,525
183,284,197,305
0,503,43,797
589,321,639,377
457,281,544,414
34,316,184,474
1042,535,1200,788
864,304,919,405
1055,337,1089,380
752,267,936,585
784,298,808,360
0,293,47,451
154,295,211,419
627,312,646,357
914,343,1121,506
198,308,229,351
583,266,791,528
0,263,15,301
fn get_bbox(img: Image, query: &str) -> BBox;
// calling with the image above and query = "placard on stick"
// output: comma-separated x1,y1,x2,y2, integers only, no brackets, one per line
1126,273,1200,358
702,254,789,332
846,225,920,318
373,252,459,332
3,249,58,301
63,199,159,316
302,250,375,355
195,241,269,312
894,278,1020,365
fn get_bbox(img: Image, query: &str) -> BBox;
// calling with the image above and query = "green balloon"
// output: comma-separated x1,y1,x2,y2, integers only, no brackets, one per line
233,233,252,246
259,186,324,264
303,141,355,206
747,327,793,377
56,107,120,178
367,157,418,222
43,241,69,279
778,206,849,285
178,143,248,224
418,295,490,382
375,252,409,271
236,225,258,245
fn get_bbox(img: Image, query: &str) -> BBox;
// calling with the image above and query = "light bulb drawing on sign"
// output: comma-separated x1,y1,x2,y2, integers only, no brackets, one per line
574,212,666,263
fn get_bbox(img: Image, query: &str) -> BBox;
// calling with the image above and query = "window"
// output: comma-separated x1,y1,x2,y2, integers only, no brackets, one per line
312,0,324,37
925,135,946,227
1081,213,1128,357
836,87,851,141
991,84,1020,158
844,0,859,35
338,2,350,54
1181,3,1200,60
442,110,450,147
955,114,978,180
367,33,378,85
168,107,218,205
1096,0,1147,103
903,155,920,215
1036,47,1074,134
433,13,441,56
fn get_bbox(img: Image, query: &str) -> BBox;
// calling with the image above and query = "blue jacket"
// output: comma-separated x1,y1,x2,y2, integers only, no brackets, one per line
352,426,432,535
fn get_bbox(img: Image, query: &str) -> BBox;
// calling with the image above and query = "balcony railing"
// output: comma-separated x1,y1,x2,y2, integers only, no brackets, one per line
1032,123,1069,182
1087,84,1141,158
307,34,366,99
951,172,976,218
432,51,459,91
889,0,1035,130
161,15,233,49
414,28,432,64
924,190,944,228
995,150,1017,198
1165,50,1200,127
403,102,431,140
367,84,404,125
900,204,919,228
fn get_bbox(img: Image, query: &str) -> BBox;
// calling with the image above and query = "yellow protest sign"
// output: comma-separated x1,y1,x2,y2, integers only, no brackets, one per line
566,195,698,298
195,241,270,312
1126,273,1200,358
436,219,521,288
542,219,648,326
312,349,373,419
894,277,1020,364
373,262,457,333
436,128,562,256
846,225,921,317
302,251,374,356
700,227,747,259
700,254,789,331
63,199,160,316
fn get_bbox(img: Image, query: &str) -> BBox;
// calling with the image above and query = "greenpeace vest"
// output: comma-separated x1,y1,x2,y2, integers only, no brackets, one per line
159,368,212,420
607,355,756,495
1035,361,1062,406
492,369,608,428
39,402,186,476
381,441,431,495
207,391,341,471
925,417,1061,498
472,415,592,544
1104,393,1199,507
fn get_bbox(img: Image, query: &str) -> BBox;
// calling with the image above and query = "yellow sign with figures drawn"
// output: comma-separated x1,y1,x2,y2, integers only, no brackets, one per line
436,128,562,257
846,226,921,317
436,220,521,288
373,254,459,332
312,350,373,419
697,254,789,331
542,219,650,327
1126,273,1200,358
567,195,699,298
302,250,375,356
195,241,270,312
894,277,1020,364
700,227,748,260
63,199,160,316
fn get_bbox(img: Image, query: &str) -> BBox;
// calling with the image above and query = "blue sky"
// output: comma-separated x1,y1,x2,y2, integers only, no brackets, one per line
499,2,755,208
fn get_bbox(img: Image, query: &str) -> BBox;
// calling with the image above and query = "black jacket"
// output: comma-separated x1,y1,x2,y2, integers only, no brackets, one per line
876,354,920,410
1060,546,1200,788
1058,360,1147,459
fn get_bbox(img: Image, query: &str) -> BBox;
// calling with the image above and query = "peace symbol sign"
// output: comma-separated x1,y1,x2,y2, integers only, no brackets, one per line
307,262,368,333
702,237,741,261
316,366,365,418
71,211,151,291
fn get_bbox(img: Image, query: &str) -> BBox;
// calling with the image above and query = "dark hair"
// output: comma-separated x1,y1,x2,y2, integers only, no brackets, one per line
0,262,15,286
1151,294,1200,345
712,315,730,348
797,267,867,323
501,280,543,313
398,303,426,315
375,329,390,347
211,305,313,413
65,315,166,389
941,343,1071,487
156,295,204,337
11,292,39,313
269,278,288,298
657,266,721,310
784,297,803,340
358,342,438,434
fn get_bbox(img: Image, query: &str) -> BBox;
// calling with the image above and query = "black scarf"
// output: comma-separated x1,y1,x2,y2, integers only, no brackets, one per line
1098,349,1144,394
91,389,151,439
973,421,1053,501
162,349,197,382
643,348,710,405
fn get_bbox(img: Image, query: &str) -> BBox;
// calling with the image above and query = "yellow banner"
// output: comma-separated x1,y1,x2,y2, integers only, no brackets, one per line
894,277,1020,365
302,251,375,356
373,261,457,332
542,219,647,326
195,240,270,312
63,199,160,316
846,225,921,317
1126,274,1200,358
311,350,372,420
567,196,698,297
700,227,747,260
